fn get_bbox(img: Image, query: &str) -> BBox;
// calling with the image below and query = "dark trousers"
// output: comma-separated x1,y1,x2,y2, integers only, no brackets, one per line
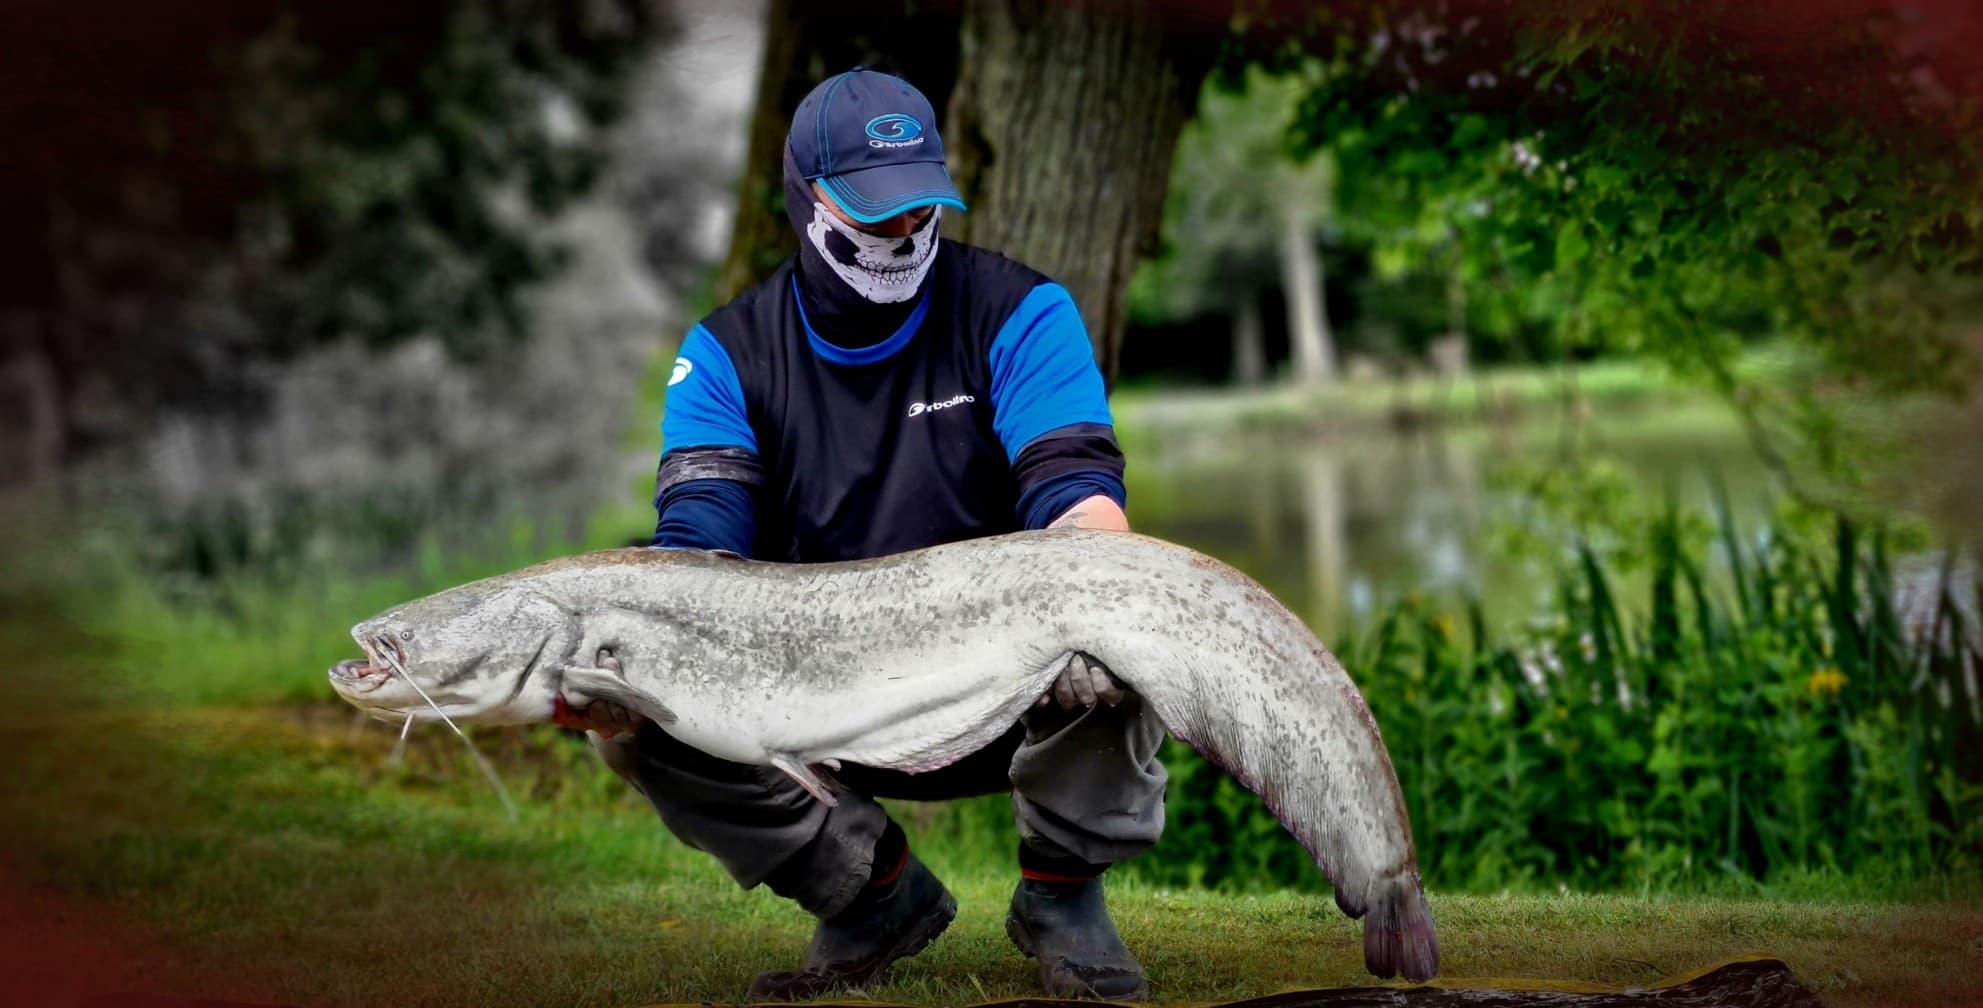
594,693,1169,918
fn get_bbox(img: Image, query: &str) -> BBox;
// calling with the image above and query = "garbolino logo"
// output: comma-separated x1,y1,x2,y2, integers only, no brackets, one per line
866,113,925,149
907,393,974,417
669,358,694,386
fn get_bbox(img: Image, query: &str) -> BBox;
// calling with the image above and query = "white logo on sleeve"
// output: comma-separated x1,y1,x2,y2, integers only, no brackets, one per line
668,358,694,387
906,393,975,418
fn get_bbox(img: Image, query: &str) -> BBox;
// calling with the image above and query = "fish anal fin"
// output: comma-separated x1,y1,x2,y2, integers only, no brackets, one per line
558,663,678,725
770,753,840,807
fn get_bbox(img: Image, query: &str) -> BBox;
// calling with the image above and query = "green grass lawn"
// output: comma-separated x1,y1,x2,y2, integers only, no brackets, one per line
3,507,1977,1008
3,692,1977,1008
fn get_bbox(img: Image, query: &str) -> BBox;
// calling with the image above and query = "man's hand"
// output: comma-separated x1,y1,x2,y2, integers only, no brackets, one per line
1037,651,1125,709
559,648,644,738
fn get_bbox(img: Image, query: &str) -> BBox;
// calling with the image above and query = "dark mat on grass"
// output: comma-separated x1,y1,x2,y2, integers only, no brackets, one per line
747,956,1819,1008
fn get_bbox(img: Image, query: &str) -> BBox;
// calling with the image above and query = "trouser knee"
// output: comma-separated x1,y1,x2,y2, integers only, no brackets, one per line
592,721,887,918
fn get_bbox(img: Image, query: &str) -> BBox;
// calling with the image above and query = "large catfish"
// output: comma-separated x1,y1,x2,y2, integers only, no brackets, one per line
328,529,1440,981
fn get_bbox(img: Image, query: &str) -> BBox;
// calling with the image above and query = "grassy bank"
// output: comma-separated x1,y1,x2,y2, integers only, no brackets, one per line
1112,357,1712,437
2,694,1978,1007
12,484,1977,900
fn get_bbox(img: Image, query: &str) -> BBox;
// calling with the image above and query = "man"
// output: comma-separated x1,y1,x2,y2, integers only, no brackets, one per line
592,69,1168,1002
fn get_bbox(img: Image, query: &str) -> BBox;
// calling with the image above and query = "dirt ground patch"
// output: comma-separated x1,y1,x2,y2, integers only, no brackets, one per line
0,855,294,1007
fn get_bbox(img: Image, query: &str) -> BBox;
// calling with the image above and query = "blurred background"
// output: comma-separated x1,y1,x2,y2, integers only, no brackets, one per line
1,1,1979,1004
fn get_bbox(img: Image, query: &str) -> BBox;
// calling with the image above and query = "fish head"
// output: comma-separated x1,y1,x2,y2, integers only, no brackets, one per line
330,580,570,725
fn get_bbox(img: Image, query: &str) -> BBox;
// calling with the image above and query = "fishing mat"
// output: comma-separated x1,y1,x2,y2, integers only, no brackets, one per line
643,956,1821,1008
72,955,1821,1008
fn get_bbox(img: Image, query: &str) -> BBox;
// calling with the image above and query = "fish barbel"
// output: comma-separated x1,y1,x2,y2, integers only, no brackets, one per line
328,529,1440,981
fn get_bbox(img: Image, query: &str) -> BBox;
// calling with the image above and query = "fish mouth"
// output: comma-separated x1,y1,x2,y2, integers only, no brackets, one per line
328,634,405,695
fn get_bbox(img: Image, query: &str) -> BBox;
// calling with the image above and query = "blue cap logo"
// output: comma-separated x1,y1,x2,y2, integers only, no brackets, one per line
865,113,923,142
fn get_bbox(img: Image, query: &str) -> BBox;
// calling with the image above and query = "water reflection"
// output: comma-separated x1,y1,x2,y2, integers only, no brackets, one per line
1124,415,1765,639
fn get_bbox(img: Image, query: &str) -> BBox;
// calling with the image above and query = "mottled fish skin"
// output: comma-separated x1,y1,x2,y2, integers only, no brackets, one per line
328,529,1440,981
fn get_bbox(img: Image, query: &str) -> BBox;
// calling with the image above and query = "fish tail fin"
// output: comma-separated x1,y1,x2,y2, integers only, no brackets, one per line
1089,541,1439,981
1361,870,1441,981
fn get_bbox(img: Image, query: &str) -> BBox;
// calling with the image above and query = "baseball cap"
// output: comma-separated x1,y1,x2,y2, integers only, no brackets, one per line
788,69,968,225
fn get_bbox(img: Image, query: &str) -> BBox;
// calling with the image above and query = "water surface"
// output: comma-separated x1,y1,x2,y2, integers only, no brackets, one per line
1121,408,1768,640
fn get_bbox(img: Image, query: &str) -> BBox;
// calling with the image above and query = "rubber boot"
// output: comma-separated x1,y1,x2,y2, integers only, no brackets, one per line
747,853,956,1002
1004,875,1149,1001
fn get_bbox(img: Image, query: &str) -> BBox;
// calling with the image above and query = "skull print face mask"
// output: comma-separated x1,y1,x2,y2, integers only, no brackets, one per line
803,203,941,304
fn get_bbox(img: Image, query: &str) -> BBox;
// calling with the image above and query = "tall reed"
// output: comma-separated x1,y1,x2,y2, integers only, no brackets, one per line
1129,507,1981,895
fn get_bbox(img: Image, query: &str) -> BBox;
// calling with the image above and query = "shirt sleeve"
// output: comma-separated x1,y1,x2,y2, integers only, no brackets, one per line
654,326,760,555
987,283,1114,463
661,325,756,454
1019,470,1127,530
652,478,757,555
1011,422,1127,529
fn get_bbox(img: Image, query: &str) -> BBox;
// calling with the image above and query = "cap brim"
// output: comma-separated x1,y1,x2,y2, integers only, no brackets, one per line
818,161,968,225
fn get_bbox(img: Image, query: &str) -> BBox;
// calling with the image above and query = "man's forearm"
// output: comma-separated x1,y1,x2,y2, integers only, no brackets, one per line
652,477,757,555
1047,493,1130,531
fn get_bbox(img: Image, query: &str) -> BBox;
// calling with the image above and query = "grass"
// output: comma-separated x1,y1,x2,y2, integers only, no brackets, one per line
1,595,1978,1007
5,703,1980,1008
1111,357,1708,437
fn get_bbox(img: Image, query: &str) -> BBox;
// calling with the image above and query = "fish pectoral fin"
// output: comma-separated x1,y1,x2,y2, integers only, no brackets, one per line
557,664,678,725
769,753,840,807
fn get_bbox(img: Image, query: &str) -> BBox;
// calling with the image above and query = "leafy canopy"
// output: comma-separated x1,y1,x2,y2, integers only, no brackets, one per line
1234,0,1982,393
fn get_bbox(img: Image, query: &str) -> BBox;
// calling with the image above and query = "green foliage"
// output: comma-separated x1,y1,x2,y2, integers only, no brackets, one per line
1208,1,1983,479
1114,504,1981,895
1129,66,1333,325
20,0,663,432
26,498,653,709
226,1,662,361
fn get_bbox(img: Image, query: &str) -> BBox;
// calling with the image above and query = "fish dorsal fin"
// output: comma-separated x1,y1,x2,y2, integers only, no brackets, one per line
558,662,678,725
769,753,840,807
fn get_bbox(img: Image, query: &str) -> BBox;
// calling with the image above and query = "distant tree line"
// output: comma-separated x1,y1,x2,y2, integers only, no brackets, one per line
0,0,664,480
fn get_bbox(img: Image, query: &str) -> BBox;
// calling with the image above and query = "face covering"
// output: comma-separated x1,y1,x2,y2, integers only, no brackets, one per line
803,203,940,304
782,144,940,349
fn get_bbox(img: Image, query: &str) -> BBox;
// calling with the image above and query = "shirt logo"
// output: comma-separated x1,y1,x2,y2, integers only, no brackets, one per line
866,113,925,149
907,393,974,417
668,358,694,386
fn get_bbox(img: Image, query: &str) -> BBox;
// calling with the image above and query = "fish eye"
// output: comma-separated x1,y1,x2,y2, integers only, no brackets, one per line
399,629,415,641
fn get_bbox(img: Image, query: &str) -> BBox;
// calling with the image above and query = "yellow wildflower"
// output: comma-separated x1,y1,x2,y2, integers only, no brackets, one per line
1806,668,1848,697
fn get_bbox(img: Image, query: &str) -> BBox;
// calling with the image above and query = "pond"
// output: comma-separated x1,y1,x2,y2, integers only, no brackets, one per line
1120,404,1771,641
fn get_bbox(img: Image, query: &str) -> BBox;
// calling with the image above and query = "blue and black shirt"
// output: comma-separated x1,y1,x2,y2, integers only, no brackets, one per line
653,243,1126,563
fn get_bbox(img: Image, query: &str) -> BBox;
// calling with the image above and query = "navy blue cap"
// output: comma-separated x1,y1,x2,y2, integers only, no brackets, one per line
788,70,968,225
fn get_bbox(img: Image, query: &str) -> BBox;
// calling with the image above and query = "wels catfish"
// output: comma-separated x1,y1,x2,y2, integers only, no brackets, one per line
328,529,1440,981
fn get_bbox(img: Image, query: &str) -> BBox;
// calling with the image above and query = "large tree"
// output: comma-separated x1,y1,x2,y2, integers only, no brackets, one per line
717,0,1221,384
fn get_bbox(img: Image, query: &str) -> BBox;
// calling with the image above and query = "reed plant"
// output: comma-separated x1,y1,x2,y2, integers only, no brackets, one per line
17,486,1976,898
1131,504,1982,896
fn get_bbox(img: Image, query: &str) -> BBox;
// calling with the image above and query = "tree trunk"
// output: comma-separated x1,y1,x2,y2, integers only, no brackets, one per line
713,0,961,303
1280,187,1335,384
1231,294,1265,386
944,0,1214,386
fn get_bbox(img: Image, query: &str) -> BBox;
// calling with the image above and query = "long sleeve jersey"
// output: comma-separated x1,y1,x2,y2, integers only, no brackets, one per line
651,243,1125,563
